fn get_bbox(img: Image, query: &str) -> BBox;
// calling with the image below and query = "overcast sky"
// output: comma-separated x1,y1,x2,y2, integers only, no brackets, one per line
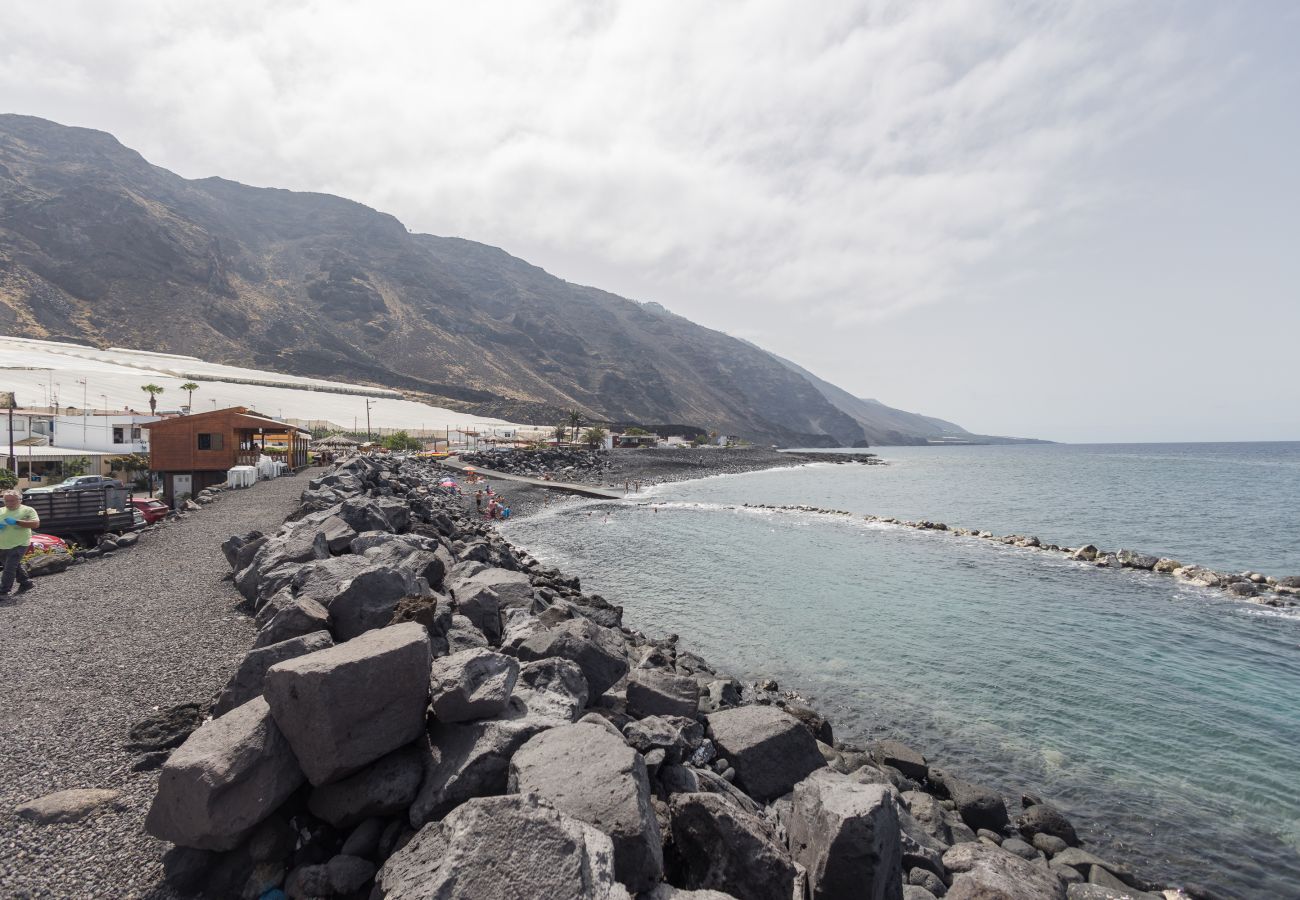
4,1,1297,442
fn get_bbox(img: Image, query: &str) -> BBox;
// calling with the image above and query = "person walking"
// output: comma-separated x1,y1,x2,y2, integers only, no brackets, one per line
1,488,40,597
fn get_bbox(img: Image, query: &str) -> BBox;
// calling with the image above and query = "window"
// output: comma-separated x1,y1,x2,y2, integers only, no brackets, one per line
131,427,142,441
197,432,225,451
113,427,125,444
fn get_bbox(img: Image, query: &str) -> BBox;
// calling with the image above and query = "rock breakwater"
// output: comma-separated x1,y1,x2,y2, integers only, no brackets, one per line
742,503,1299,612
143,456,1208,899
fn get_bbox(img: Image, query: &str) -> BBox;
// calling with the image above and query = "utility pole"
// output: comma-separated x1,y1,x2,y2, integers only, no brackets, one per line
77,377,88,445
365,399,374,445
5,392,15,474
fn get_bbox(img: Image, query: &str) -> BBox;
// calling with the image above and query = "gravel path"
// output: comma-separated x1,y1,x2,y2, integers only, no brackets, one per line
0,473,316,899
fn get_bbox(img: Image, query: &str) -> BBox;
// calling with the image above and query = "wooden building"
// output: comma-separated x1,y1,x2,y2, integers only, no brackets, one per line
145,407,310,502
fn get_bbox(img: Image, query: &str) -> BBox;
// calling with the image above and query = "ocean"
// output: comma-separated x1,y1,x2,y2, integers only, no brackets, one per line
501,442,1300,898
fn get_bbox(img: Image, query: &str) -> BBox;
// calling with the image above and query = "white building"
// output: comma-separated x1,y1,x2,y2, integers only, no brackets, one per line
4,410,160,454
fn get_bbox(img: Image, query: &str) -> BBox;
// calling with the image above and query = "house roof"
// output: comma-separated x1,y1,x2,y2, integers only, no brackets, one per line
143,406,311,436
3,444,113,460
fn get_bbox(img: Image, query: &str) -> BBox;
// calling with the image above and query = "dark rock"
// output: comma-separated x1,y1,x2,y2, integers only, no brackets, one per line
669,791,798,900
253,595,332,649
1034,833,1068,856
376,795,625,899
932,770,1009,833
125,702,206,752
627,669,701,720
623,715,705,765
870,739,928,782
307,744,424,828
264,622,432,785
705,705,825,802
516,617,629,697
429,648,519,723
782,703,834,745
328,566,419,641
943,841,1065,900
1017,803,1081,847
213,631,334,717
285,854,376,897
509,721,663,892
146,696,305,850
787,770,904,899
319,514,358,554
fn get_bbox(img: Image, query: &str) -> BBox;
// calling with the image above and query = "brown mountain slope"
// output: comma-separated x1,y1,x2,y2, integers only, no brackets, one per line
0,114,876,444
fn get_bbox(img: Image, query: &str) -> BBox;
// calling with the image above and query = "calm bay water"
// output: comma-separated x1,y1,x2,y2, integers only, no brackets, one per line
503,443,1300,898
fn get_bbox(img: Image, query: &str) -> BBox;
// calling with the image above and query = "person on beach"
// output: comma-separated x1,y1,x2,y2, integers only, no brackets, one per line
0,489,40,597
474,489,483,512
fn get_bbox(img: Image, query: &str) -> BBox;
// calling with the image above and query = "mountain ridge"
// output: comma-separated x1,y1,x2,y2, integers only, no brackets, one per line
0,114,1009,445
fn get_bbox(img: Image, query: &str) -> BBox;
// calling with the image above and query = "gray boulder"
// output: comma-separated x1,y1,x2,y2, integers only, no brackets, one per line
705,705,825,802
644,888,738,900
942,842,1065,900
253,594,331,649
517,618,629,697
932,771,1009,833
408,713,547,827
377,794,630,899
1116,550,1158,570
329,566,420,641
622,715,705,764
286,854,376,897
669,791,799,900
264,622,432,785
339,497,395,534
319,514,358,554
1017,803,1081,847
307,743,424,828
430,648,520,723
787,770,904,899
452,567,535,642
292,555,370,608
509,722,663,892
146,697,304,850
446,614,491,652
870,739,928,782
627,669,701,720
513,657,590,725
212,631,335,717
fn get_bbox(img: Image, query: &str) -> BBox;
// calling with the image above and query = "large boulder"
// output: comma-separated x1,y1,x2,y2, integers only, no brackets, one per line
942,842,1066,900
329,566,421,641
408,713,547,827
252,594,331,649
869,739,928,782
452,567,535,642
705,705,825,802
376,794,630,899
1017,803,1081,847
626,669,701,720
509,722,663,892
430,648,519,723
264,622,432,785
932,771,1009,833
787,771,904,899
212,631,335,717
513,657,590,725
319,514,358,554
517,618,629,697
291,555,370,608
307,743,424,828
146,697,304,850
669,792,799,900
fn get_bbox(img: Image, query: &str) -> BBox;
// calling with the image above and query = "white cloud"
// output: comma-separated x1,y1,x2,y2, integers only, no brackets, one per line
3,0,1256,438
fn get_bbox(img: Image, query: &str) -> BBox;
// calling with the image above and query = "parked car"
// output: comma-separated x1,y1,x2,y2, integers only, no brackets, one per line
47,475,127,492
24,532,69,559
130,497,170,524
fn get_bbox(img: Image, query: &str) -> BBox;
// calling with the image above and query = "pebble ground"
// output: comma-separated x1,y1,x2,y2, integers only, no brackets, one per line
0,472,315,899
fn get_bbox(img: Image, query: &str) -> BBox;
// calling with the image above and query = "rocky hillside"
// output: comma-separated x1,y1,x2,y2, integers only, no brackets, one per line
0,114,979,445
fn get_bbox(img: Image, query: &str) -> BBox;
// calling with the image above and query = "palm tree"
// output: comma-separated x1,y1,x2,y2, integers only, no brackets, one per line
180,381,200,412
553,423,567,445
568,409,582,439
141,383,165,414
583,425,607,448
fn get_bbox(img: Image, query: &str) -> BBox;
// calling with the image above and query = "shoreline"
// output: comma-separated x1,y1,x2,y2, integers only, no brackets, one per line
100,455,1221,898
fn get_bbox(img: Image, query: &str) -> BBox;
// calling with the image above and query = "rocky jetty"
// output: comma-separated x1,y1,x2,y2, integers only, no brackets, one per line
141,456,1204,899
743,504,1300,612
460,448,612,482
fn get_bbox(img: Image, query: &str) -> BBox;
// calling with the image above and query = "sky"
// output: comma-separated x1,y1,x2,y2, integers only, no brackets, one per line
3,1,1298,442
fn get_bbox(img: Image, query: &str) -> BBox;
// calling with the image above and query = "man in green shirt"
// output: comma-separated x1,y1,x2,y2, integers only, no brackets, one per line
1,488,40,596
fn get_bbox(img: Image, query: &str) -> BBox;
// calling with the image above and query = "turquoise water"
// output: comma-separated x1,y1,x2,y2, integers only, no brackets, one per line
503,443,1300,898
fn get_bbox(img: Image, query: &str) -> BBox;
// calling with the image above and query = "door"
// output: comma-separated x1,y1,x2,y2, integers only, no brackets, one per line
173,473,192,508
